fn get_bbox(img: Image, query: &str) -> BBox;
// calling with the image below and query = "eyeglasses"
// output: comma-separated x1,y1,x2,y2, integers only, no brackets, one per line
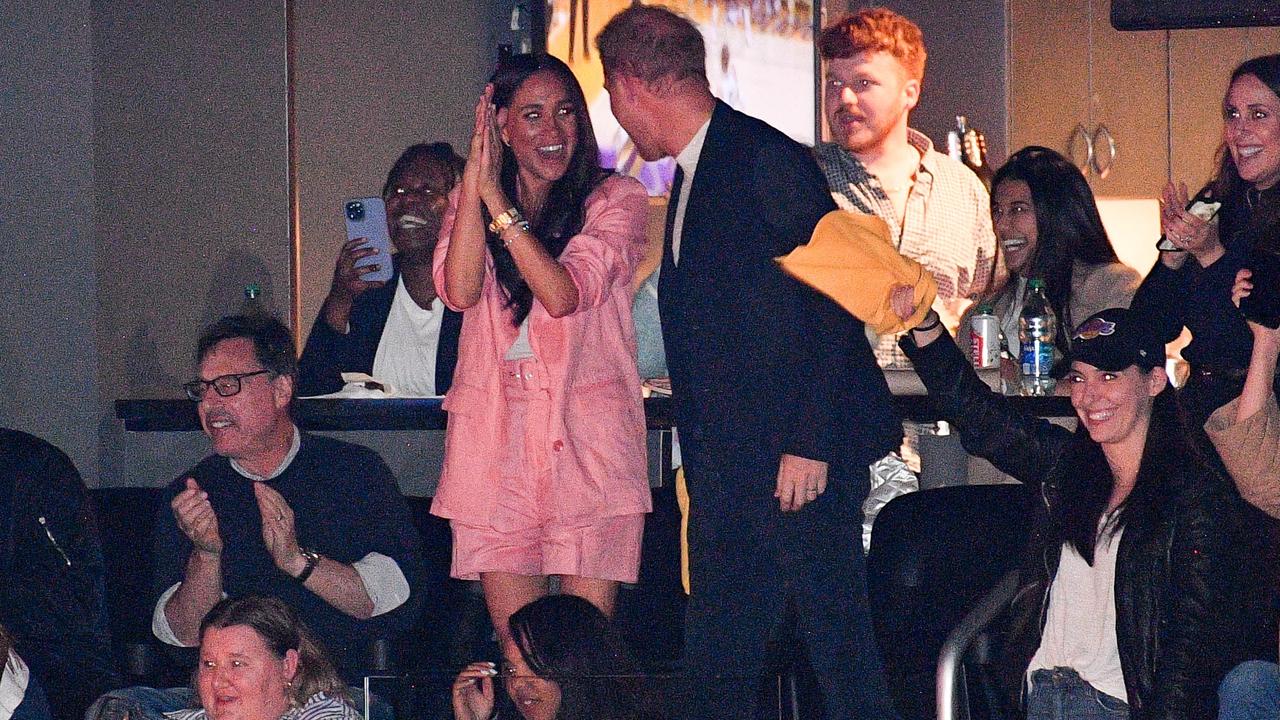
183,370,271,402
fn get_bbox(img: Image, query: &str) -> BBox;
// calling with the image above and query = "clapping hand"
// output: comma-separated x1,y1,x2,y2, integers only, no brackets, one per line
172,478,222,556
462,84,505,212
1160,181,1221,265
254,482,305,577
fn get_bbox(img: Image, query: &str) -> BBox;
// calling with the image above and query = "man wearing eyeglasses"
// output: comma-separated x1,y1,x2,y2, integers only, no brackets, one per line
152,314,424,681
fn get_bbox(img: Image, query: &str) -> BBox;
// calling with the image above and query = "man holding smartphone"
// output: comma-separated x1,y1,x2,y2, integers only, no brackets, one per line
298,142,465,397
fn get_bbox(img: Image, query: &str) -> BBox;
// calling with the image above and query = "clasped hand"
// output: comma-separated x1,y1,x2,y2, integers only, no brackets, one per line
1160,181,1221,266
171,478,306,576
462,84,506,213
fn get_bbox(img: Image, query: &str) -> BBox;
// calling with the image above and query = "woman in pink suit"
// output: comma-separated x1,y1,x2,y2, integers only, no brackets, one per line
432,53,651,654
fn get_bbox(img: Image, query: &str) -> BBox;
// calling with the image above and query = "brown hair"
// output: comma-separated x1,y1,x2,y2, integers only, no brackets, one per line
595,4,708,90
198,596,349,706
818,7,927,82
1211,54,1280,198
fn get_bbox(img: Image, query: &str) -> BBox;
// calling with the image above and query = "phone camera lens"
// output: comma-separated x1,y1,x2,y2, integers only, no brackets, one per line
345,201,365,222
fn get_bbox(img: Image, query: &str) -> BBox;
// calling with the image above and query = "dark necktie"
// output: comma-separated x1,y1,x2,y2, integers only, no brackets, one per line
665,166,685,266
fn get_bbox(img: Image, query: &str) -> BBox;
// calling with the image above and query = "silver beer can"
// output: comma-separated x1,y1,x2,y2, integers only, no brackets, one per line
970,309,1000,369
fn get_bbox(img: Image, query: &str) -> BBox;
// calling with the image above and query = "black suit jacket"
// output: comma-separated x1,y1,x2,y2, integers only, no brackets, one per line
659,101,900,500
297,255,462,396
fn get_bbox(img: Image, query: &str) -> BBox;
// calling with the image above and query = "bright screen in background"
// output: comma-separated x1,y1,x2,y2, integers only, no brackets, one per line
547,0,815,196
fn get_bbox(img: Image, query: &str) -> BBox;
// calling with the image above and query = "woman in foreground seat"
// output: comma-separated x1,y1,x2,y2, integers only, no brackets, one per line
165,595,357,720
894,296,1268,719
451,594,641,720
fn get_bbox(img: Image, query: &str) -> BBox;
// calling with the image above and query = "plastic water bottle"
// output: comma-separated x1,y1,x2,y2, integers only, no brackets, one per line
1018,278,1057,396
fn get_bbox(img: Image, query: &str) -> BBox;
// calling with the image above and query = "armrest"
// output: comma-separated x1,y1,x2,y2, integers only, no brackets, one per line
937,569,1020,720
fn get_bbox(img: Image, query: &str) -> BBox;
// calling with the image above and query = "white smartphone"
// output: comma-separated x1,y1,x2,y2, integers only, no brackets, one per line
343,197,393,283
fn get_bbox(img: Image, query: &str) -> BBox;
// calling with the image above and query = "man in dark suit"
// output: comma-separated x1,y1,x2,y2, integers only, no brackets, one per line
597,6,901,719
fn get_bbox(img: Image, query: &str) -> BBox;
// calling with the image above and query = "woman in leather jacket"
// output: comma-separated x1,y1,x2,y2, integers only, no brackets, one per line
897,305,1269,720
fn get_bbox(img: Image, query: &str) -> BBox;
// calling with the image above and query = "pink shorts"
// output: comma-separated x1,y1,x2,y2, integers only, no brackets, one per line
450,513,645,582
449,358,645,582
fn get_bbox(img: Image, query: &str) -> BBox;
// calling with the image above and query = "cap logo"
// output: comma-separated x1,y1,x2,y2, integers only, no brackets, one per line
1074,317,1117,341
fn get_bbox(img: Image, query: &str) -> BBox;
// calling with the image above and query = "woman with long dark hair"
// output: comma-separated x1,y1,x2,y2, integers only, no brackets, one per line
893,298,1269,719
960,146,1139,356
431,53,651,654
452,594,641,720
1132,53,1280,425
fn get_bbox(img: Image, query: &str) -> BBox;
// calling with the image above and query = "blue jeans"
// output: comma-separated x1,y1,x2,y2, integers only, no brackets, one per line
1026,667,1129,720
1218,660,1280,720
83,687,197,720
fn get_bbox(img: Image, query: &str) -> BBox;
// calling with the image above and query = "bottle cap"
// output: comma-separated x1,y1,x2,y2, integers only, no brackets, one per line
1028,278,1045,289
977,303,994,315
244,284,261,300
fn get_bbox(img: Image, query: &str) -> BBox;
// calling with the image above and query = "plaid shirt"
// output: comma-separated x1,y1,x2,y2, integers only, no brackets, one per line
815,130,999,367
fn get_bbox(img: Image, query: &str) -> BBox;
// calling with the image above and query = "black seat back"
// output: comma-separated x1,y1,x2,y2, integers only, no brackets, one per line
866,484,1035,720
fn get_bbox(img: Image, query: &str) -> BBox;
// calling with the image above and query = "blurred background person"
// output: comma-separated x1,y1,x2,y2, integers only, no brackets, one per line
0,428,118,720
0,624,51,720
432,53,650,655
298,142,465,397
959,146,1140,357
452,594,641,720
1132,53,1280,425
1203,269,1280,720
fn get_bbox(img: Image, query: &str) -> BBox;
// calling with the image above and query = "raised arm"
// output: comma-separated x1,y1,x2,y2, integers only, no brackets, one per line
161,477,225,645
1203,269,1280,518
900,309,1071,487
442,86,502,310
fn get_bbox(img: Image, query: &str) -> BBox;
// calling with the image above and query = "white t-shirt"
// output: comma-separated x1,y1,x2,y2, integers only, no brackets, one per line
504,317,535,361
0,650,30,720
1028,520,1127,702
372,276,445,397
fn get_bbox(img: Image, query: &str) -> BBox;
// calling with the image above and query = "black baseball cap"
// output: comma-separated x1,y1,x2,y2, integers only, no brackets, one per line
1063,308,1164,372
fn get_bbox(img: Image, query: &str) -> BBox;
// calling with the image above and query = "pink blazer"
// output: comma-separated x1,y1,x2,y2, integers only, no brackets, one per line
430,174,653,525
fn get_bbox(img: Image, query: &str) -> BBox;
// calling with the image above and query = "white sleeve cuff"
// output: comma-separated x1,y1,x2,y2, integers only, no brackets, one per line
152,583,227,647
0,650,29,720
352,552,410,616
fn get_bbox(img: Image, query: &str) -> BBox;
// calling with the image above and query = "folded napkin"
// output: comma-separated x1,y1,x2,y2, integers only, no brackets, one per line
296,373,435,399
776,211,937,334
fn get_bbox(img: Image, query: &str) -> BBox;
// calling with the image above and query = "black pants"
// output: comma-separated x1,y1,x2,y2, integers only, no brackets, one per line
679,463,898,720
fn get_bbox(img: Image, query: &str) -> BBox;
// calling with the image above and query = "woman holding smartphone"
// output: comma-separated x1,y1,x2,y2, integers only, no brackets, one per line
1131,53,1280,425
431,53,650,654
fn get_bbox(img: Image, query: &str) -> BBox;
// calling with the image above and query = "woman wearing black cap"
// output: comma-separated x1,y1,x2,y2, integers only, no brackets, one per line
895,304,1270,720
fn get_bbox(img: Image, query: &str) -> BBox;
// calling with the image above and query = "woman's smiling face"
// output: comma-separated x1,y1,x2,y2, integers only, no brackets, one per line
501,645,562,720
991,179,1039,276
1224,72,1280,190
